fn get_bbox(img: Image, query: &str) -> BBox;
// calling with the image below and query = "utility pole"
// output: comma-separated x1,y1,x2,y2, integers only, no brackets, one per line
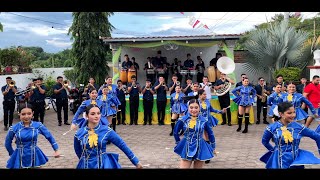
284,12,290,22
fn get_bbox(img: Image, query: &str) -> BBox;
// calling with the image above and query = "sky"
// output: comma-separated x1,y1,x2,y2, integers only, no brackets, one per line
0,12,318,53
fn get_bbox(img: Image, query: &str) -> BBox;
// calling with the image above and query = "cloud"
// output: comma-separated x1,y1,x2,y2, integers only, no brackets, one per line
46,38,72,48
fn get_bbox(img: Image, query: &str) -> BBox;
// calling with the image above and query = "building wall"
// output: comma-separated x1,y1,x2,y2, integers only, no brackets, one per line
0,68,72,121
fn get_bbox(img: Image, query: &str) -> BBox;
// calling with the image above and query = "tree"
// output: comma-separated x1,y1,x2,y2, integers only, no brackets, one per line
0,12,3,32
0,48,21,66
243,20,309,82
68,12,114,85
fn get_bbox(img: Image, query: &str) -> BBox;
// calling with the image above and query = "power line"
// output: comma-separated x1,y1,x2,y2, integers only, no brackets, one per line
6,12,67,26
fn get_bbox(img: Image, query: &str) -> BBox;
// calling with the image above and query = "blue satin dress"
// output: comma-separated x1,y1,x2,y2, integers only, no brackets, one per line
282,92,316,121
72,99,109,127
5,121,59,169
231,85,256,106
199,99,222,127
267,92,285,117
74,124,139,169
98,84,121,107
260,121,320,169
97,94,117,117
173,114,215,161
170,92,188,114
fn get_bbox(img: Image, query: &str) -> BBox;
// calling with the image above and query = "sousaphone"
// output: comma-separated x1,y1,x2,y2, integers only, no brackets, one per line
215,56,235,96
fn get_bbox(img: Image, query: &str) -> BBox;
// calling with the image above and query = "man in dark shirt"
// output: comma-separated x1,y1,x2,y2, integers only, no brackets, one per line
210,52,222,67
121,54,133,70
83,77,100,99
153,75,168,125
127,75,141,125
182,77,193,95
236,73,254,87
184,53,195,80
116,80,127,125
144,57,155,84
272,74,287,93
153,51,166,79
1,76,17,130
254,77,269,124
196,56,205,83
168,74,179,95
29,78,47,123
142,79,155,125
53,76,71,126
214,73,235,126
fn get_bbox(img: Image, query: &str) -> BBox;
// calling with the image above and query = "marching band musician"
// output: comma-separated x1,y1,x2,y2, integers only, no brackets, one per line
152,50,166,79
53,76,71,126
142,79,155,125
183,53,195,80
2,76,17,131
200,76,213,100
121,54,133,70
29,78,47,124
187,82,200,97
144,57,155,84
254,77,270,125
83,77,100,100
153,75,168,125
182,77,193,96
196,56,205,84
169,85,188,136
172,59,183,83
232,77,257,133
214,73,235,126
236,73,254,87
168,74,179,95
116,80,127,125
272,75,287,93
128,75,141,125
131,57,140,80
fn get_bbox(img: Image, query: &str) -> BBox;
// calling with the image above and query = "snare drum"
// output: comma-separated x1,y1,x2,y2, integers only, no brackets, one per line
189,70,197,75
120,69,128,83
147,69,155,74
180,70,188,75
127,69,136,83
157,68,165,74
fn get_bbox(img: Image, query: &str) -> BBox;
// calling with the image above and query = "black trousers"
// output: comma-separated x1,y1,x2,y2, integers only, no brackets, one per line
3,100,15,127
56,98,69,123
218,95,231,123
31,101,45,123
157,100,167,124
143,99,153,124
129,96,139,124
197,73,204,84
256,99,267,121
117,100,126,123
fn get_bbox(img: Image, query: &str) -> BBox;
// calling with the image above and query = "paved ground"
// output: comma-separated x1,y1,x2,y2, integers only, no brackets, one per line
0,108,320,169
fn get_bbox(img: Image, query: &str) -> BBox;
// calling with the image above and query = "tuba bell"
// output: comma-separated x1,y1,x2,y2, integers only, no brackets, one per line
216,56,235,75
215,56,235,96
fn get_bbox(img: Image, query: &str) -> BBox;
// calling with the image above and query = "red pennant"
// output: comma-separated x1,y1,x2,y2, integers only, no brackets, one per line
193,20,200,28
203,25,209,29
180,12,184,15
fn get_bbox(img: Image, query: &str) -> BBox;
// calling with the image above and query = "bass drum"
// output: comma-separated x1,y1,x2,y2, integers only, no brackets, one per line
127,69,136,83
207,66,216,82
120,69,128,83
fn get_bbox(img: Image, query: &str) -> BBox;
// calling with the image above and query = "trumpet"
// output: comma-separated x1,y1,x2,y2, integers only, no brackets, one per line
63,80,69,87
175,81,180,86
31,83,37,89
8,80,15,87
162,82,166,86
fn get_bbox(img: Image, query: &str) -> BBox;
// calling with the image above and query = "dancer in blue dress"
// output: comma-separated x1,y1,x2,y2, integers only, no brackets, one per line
5,103,61,169
97,87,118,131
267,84,284,123
282,83,317,124
173,99,216,168
231,77,256,133
169,85,188,136
71,89,108,131
74,104,143,169
260,102,320,169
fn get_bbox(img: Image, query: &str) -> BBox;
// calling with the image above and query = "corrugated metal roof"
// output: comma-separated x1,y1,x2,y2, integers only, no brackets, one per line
102,34,241,43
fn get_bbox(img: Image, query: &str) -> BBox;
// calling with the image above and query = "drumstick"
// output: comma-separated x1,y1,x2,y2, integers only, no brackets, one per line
47,154,65,157
62,129,73,136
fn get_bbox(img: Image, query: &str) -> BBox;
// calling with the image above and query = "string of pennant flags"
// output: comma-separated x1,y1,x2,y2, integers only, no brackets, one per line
180,12,215,37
